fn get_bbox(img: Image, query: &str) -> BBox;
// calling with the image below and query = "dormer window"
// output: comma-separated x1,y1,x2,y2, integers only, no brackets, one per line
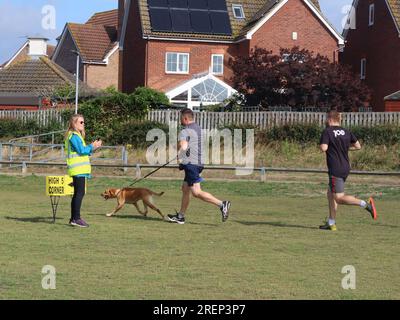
232,4,245,19
369,4,375,26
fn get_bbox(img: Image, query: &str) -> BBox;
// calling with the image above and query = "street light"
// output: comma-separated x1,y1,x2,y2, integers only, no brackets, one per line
71,50,80,114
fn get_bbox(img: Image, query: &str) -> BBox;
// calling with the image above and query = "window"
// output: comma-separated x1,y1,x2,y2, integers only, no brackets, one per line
369,4,374,26
211,54,224,75
232,4,245,19
360,58,367,79
166,52,189,74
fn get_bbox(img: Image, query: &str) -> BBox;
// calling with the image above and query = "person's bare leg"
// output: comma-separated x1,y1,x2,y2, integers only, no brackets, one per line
327,190,338,221
334,193,362,206
190,183,222,207
179,182,191,214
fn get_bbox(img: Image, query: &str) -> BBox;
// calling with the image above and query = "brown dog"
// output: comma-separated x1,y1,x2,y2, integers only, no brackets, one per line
101,188,165,219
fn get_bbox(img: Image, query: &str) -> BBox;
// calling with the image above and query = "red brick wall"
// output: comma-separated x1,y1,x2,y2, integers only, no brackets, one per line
146,41,237,92
120,0,147,93
341,0,400,111
86,48,119,89
384,100,400,112
249,0,338,60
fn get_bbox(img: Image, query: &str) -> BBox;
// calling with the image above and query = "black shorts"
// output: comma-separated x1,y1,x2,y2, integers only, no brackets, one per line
180,164,204,186
329,175,347,194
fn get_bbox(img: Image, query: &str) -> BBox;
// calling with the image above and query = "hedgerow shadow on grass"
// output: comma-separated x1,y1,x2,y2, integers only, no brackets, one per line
4,216,62,224
234,219,316,230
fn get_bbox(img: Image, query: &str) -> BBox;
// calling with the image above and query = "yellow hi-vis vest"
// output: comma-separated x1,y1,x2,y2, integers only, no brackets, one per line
65,132,91,177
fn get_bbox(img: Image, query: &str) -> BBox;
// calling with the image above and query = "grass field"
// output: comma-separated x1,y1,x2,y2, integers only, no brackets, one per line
0,174,399,300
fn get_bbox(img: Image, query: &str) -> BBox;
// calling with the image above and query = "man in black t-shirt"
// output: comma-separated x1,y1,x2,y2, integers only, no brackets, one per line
319,111,377,231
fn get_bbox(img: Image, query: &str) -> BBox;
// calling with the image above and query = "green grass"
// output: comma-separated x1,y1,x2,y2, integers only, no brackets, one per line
0,174,399,300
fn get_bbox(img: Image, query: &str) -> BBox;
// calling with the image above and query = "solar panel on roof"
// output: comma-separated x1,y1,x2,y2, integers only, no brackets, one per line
148,0,168,7
208,0,227,11
171,9,191,32
149,8,172,31
210,11,232,34
169,0,188,8
148,0,232,35
188,0,208,10
190,10,212,33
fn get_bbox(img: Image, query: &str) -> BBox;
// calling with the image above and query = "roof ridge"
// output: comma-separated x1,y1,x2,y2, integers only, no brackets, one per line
91,9,118,16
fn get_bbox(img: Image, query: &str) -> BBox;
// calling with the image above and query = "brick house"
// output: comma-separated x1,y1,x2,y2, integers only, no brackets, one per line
0,38,93,110
341,0,400,111
119,0,344,109
52,9,120,90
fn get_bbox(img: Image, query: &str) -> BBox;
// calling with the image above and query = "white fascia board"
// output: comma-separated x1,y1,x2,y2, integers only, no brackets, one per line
4,40,29,68
103,44,119,64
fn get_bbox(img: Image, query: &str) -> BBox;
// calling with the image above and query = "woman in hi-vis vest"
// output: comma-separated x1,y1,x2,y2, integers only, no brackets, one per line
64,114,102,228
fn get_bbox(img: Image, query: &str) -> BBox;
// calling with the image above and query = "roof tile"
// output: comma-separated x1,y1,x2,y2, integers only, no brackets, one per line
68,23,117,62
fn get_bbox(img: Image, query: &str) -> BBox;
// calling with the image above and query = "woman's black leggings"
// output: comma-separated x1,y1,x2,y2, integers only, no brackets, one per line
71,176,86,221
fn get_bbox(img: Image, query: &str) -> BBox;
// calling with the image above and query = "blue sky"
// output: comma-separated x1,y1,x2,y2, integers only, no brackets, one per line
0,0,352,64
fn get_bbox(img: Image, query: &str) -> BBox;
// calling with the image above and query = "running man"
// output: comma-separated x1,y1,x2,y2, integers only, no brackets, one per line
167,108,231,225
319,110,377,231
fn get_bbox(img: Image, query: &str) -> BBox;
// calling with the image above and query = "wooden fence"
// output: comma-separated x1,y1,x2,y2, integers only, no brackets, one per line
1,109,400,129
147,110,400,129
0,109,64,127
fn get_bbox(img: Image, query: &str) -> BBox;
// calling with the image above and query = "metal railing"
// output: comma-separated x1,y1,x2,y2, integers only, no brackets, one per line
1,161,399,181
0,143,129,170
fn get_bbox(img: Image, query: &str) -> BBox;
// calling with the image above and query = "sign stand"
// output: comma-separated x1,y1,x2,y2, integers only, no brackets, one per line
50,196,61,223
46,175,75,224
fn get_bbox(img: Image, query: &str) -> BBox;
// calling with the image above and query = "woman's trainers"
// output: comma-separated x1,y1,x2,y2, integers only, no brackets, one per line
70,218,89,228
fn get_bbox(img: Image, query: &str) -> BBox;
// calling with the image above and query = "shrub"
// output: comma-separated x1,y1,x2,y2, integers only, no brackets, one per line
109,120,170,148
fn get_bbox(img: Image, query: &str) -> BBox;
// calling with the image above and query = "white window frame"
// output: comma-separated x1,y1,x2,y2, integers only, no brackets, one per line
360,58,367,80
165,52,189,74
369,4,375,26
232,4,245,19
211,54,224,75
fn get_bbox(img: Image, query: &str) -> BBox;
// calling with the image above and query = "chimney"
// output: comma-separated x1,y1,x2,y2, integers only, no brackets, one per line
28,37,49,57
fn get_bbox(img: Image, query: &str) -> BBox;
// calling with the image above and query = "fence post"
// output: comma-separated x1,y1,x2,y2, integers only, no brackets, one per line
136,164,141,180
122,147,128,173
260,167,266,183
29,144,33,161
22,161,27,174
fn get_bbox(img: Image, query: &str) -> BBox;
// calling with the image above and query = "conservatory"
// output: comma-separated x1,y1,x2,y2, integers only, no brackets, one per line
165,73,236,110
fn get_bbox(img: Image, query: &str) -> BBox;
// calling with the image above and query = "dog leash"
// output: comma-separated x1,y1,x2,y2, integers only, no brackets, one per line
127,157,177,187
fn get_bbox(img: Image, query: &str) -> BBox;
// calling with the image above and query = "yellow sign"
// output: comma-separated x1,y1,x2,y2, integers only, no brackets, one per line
46,175,74,196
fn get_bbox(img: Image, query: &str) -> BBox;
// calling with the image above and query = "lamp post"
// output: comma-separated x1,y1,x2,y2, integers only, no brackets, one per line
71,50,80,114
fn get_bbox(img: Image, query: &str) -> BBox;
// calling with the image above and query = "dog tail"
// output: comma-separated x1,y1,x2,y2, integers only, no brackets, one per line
152,191,164,197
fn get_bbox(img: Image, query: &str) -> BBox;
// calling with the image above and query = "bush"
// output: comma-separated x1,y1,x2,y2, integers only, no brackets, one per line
350,125,400,146
0,118,63,141
61,87,169,143
222,123,400,147
109,120,170,148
